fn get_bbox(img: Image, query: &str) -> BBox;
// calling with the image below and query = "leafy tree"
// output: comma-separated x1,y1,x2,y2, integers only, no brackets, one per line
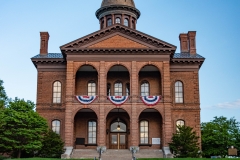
169,125,200,158
0,79,8,109
0,98,48,158
38,129,64,158
201,116,240,157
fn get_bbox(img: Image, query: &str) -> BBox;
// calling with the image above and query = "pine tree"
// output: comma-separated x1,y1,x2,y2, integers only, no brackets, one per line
169,125,200,158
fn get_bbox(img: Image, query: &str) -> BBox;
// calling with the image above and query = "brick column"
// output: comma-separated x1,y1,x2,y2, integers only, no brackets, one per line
65,61,74,147
130,61,139,146
121,14,124,26
104,16,107,28
98,61,106,146
162,61,172,147
130,16,132,28
112,14,115,25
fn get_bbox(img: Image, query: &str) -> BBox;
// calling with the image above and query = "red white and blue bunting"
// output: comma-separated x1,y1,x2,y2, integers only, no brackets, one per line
141,96,161,106
76,96,97,105
108,96,129,106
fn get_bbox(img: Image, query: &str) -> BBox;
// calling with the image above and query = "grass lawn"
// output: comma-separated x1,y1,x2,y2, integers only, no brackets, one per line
7,158,240,160
9,159,94,160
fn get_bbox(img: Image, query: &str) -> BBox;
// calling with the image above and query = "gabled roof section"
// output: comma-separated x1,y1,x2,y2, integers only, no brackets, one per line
60,24,176,55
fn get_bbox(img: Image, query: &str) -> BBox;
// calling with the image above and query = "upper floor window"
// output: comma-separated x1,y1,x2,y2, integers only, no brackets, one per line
115,18,121,24
140,120,148,144
53,81,61,103
52,120,60,134
88,121,97,144
141,81,149,96
88,81,96,96
126,83,130,96
114,81,122,96
124,18,129,27
176,120,185,127
107,18,112,27
175,81,183,103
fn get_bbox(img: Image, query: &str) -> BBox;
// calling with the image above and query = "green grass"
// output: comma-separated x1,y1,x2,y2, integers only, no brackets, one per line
138,159,240,160
9,159,95,160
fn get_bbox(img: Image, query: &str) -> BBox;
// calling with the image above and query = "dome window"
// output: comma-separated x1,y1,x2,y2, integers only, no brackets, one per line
115,18,121,24
124,18,129,27
107,18,112,27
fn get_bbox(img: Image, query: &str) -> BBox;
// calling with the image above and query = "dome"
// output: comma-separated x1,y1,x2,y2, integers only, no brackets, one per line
101,0,136,8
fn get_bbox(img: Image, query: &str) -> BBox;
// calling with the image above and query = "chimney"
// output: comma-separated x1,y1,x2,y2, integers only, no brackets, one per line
40,32,50,55
188,31,196,54
179,33,189,53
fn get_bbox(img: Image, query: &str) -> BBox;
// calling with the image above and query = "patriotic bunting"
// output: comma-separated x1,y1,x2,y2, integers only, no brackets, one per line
76,96,97,105
141,96,161,106
108,96,129,106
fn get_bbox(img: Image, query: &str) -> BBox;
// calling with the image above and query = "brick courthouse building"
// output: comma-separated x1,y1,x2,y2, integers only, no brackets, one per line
31,0,205,157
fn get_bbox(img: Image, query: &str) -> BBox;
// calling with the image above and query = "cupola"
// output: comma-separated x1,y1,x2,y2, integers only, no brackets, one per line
96,0,141,29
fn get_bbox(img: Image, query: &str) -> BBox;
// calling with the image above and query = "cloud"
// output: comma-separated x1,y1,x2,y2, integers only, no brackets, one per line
212,99,240,109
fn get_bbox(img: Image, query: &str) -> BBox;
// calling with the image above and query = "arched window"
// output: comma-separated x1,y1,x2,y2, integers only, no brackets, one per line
115,18,121,24
126,83,130,96
52,120,60,134
140,120,148,144
176,120,185,127
114,81,122,96
107,18,112,27
53,81,61,103
88,121,97,144
111,121,126,132
175,81,183,103
141,81,149,96
124,18,129,26
88,81,96,96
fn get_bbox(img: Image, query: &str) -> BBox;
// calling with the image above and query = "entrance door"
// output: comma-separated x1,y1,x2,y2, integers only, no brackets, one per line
110,120,127,149
111,133,127,149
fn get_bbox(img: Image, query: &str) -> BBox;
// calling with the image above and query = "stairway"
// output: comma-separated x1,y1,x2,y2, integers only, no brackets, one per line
71,149,163,160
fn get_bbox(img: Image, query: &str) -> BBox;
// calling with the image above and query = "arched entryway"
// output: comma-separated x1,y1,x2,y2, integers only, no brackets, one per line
139,108,163,149
106,108,130,149
107,65,130,96
75,65,98,96
74,108,98,149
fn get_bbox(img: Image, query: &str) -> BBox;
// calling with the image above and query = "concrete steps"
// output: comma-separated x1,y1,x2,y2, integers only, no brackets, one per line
71,149,163,160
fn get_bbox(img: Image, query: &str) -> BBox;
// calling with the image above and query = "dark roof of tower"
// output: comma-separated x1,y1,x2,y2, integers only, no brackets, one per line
101,0,136,8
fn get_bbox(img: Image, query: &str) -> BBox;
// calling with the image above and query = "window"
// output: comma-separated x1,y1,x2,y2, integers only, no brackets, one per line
88,81,96,96
111,121,126,132
140,120,148,144
175,81,183,103
107,83,111,96
176,120,185,127
114,81,122,96
141,81,149,96
115,18,121,24
53,81,61,103
126,83,130,96
52,120,60,134
88,121,97,144
107,18,112,27
124,18,129,26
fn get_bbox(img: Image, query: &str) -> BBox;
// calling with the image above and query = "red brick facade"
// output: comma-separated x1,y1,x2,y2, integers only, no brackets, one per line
31,0,204,153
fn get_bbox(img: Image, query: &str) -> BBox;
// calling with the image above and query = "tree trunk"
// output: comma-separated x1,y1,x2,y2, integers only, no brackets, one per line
17,150,21,158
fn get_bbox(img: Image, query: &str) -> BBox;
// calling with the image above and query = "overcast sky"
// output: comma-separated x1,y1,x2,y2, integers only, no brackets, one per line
0,0,239,123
